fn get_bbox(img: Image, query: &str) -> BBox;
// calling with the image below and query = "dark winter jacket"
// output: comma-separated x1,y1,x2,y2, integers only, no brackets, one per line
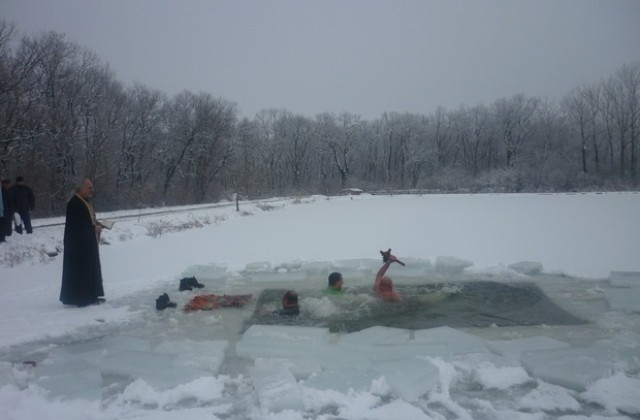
1,187,13,217
11,184,35,212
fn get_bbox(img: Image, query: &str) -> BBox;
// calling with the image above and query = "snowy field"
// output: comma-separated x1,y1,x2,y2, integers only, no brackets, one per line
0,192,639,419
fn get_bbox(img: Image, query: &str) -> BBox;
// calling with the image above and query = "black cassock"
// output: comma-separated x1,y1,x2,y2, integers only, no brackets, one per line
59,194,104,306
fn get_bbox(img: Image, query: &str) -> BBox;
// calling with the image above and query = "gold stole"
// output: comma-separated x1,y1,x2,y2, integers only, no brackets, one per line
75,193,99,243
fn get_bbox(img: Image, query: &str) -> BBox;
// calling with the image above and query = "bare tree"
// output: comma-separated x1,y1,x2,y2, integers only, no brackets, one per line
254,109,289,194
613,63,640,183
431,107,452,169
494,94,539,168
0,22,43,168
277,113,312,190
29,32,87,212
189,97,236,203
315,112,361,189
564,87,590,173
603,64,640,181
116,83,167,203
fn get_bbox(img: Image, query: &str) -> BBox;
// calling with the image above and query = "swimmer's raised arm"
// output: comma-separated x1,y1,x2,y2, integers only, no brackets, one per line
380,248,405,266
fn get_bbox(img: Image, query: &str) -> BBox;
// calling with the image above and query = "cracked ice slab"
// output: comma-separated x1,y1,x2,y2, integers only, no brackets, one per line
609,270,640,288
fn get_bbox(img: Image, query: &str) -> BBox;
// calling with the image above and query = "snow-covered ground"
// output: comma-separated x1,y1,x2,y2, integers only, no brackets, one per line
0,192,639,419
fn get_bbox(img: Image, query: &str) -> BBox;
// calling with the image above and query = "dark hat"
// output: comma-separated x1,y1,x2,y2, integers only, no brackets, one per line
16,176,24,183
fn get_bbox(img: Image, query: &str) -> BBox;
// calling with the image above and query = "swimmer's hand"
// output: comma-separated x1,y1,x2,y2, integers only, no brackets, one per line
380,249,406,266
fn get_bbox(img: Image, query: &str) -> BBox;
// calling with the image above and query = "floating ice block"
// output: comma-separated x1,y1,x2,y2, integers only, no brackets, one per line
35,359,102,400
50,335,152,364
413,326,488,357
591,338,640,372
337,326,411,347
236,325,331,360
353,399,433,420
509,261,543,275
374,357,439,401
521,346,614,391
325,327,418,371
366,343,451,363
155,339,228,373
604,288,640,312
486,335,570,360
609,271,640,288
100,350,205,390
184,264,228,280
250,359,304,412
435,256,473,273
303,368,379,393
244,261,272,273
102,335,153,353
273,358,323,380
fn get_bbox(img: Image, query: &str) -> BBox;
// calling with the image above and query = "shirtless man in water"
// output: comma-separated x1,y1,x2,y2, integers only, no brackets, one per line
374,250,403,302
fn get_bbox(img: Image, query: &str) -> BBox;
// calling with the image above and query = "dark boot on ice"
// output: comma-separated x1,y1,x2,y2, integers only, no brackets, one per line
156,294,168,310
164,293,177,308
179,276,204,291
156,293,176,310
188,276,205,289
179,278,192,291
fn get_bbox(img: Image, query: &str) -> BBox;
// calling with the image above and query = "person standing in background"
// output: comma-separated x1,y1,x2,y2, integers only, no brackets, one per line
0,179,13,242
59,178,105,307
0,181,3,242
11,176,35,234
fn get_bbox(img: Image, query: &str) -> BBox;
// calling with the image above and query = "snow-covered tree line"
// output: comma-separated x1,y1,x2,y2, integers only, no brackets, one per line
1,22,639,216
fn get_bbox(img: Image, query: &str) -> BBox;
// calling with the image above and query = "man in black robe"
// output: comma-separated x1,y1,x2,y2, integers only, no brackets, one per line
59,178,105,306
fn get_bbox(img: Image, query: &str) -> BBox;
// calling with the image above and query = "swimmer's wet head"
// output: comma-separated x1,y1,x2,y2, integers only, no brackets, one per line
282,290,298,309
328,272,344,290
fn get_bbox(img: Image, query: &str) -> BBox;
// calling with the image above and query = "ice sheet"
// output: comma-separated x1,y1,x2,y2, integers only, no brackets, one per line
486,335,570,360
609,270,640,288
100,350,206,390
35,359,102,400
605,288,640,312
435,256,473,273
236,325,331,360
374,357,439,401
521,346,617,391
250,359,305,412
303,368,379,393
413,326,489,357
508,261,543,275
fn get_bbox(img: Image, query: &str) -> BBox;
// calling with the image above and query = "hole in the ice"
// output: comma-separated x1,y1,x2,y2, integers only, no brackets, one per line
246,281,586,333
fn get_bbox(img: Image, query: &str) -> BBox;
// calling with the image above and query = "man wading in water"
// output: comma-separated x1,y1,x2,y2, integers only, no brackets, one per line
374,249,404,302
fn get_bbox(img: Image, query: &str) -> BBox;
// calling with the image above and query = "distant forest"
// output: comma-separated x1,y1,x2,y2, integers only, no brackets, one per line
1,21,639,216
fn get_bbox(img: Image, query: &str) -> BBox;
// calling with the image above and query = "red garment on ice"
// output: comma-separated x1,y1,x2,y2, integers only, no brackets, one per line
184,294,252,312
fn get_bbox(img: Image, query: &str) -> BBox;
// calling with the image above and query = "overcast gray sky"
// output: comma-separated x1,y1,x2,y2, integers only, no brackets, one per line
3,0,639,120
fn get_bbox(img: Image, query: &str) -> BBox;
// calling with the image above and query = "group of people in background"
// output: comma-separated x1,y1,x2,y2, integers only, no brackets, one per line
0,175,105,307
0,176,36,243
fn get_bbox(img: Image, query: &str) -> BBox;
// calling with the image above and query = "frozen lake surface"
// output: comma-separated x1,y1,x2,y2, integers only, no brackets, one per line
1,193,639,419
2,262,639,419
